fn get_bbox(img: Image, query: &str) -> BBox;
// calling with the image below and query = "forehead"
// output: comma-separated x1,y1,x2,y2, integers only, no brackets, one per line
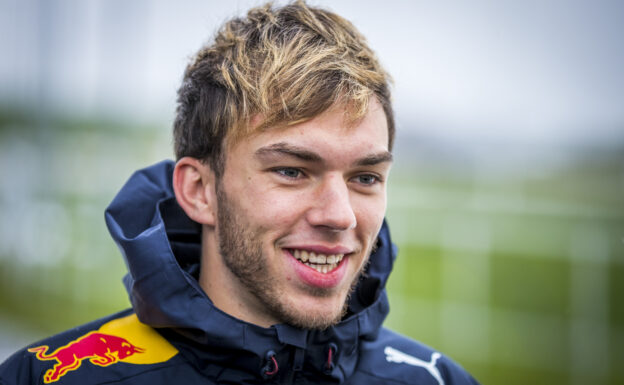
227,100,389,157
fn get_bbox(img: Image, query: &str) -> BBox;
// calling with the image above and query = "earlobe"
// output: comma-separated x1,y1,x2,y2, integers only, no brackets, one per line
173,157,217,225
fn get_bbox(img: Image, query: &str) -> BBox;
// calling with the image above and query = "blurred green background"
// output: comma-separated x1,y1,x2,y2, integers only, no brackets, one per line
1,1,624,384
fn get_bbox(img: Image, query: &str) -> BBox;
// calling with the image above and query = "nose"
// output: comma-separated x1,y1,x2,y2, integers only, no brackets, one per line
306,175,357,231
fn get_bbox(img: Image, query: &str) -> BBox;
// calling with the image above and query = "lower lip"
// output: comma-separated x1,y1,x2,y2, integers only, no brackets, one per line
285,250,349,289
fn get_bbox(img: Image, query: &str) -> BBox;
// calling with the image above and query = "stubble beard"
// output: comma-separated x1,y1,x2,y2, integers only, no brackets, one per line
215,184,366,330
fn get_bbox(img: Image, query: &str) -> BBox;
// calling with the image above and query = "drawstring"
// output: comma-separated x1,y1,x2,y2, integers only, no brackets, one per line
324,343,338,374
262,344,337,378
261,350,279,379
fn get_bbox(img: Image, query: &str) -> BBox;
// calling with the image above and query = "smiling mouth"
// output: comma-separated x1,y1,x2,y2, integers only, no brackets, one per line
289,249,345,274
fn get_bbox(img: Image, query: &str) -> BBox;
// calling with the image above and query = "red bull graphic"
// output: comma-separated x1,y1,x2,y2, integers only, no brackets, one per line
29,332,144,383
28,314,178,384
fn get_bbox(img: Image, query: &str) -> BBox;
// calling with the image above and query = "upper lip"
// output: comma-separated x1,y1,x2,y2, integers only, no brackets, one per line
284,245,354,255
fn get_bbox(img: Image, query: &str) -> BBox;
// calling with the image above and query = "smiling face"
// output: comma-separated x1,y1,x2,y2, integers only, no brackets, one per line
199,99,392,329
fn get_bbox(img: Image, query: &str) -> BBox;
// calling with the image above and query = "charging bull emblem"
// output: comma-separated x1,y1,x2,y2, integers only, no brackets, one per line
28,332,144,383
27,313,178,383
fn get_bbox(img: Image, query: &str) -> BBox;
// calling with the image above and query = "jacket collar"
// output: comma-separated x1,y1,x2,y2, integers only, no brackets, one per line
105,160,396,382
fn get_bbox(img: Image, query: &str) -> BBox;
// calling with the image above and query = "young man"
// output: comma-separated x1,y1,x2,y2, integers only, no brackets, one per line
1,2,479,384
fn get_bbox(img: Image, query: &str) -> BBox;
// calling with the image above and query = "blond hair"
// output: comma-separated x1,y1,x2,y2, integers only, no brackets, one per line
174,1,394,175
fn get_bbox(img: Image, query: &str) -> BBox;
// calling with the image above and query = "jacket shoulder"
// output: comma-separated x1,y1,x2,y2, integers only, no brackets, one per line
353,328,480,385
0,309,182,385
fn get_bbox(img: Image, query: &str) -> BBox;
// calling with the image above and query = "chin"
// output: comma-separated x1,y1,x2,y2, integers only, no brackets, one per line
284,305,347,330
278,292,350,330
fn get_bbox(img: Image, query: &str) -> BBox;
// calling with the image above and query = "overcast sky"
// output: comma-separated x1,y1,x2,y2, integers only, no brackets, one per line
1,0,623,146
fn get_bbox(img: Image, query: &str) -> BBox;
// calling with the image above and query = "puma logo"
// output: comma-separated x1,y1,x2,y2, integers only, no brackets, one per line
384,346,445,385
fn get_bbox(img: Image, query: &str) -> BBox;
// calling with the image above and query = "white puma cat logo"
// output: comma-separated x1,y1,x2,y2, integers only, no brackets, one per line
384,346,445,385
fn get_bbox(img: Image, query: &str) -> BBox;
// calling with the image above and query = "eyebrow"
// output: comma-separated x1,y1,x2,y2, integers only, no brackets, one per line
255,143,323,162
255,142,393,166
354,151,393,166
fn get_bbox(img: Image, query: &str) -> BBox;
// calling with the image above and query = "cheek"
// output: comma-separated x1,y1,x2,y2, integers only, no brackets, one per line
239,184,310,226
353,195,386,225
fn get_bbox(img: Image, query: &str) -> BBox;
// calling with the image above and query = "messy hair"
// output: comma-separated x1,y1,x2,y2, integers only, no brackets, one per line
173,0,394,176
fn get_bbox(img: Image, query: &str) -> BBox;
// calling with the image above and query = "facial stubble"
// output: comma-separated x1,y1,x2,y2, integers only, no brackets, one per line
215,184,368,330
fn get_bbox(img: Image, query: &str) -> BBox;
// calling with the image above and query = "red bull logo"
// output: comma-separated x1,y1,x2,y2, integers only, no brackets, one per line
29,332,144,383
28,314,178,383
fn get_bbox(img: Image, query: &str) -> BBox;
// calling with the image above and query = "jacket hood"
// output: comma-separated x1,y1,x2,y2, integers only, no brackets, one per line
105,160,397,382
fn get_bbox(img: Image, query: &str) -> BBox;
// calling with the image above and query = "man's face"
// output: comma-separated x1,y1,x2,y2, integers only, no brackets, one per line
214,99,391,329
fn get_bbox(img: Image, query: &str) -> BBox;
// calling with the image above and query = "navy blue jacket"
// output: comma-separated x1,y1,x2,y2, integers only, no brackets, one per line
1,161,479,384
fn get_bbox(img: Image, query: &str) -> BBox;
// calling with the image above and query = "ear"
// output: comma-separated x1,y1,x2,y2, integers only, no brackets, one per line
173,157,217,225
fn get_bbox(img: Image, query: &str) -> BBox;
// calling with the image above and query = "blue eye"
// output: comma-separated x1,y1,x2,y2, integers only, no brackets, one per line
355,174,378,185
275,168,302,179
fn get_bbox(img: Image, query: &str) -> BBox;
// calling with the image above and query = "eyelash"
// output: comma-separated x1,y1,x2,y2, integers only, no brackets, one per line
273,168,381,186
354,174,380,186
273,167,303,179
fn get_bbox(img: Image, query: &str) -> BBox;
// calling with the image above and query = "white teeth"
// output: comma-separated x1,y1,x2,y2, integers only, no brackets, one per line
291,249,344,274
301,262,339,273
